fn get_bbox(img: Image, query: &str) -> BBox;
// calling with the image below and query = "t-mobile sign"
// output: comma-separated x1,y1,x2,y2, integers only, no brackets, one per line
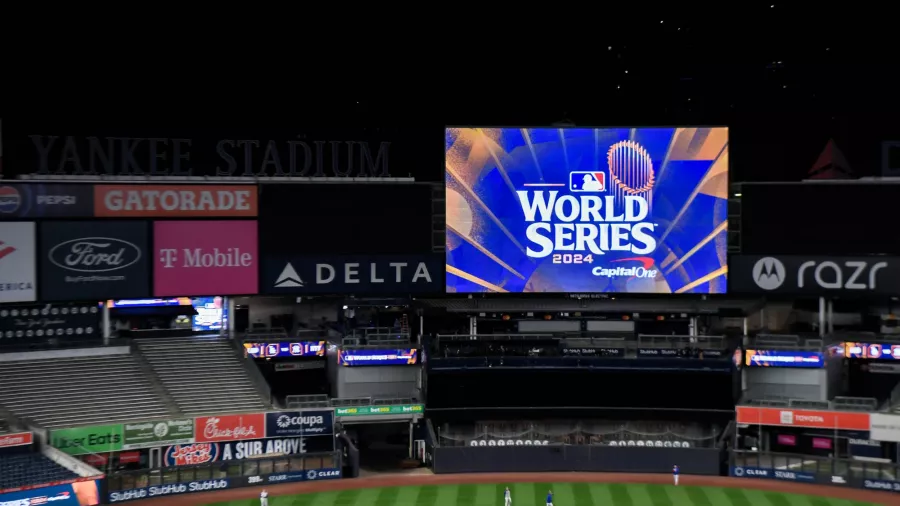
154,221,258,296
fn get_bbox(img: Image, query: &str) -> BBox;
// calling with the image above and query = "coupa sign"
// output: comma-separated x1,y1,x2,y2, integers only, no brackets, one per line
730,255,900,295
265,410,334,438
108,479,231,503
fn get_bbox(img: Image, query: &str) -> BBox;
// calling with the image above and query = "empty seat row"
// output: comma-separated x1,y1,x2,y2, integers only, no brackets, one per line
0,354,170,428
136,337,269,415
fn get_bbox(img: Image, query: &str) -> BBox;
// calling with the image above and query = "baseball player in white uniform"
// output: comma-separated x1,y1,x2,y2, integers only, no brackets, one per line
504,486,512,506
260,489,268,506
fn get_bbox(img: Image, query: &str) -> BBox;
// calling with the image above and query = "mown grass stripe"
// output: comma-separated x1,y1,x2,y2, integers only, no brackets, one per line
644,484,673,506
330,488,360,506
806,497,832,506
609,483,634,506
682,486,713,506
413,485,439,506
534,482,554,506
373,486,399,506
763,491,792,506
571,482,594,506
721,487,752,506
454,484,476,506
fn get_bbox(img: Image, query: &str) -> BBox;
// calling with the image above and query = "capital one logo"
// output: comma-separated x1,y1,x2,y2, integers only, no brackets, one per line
752,257,786,290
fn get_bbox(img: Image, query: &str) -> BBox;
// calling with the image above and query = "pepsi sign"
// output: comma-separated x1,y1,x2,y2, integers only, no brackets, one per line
0,184,94,219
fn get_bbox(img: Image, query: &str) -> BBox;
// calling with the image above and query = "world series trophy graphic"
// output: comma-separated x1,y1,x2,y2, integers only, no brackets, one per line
607,139,655,213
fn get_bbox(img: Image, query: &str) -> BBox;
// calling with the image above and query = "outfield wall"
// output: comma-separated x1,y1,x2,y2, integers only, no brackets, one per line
432,445,722,475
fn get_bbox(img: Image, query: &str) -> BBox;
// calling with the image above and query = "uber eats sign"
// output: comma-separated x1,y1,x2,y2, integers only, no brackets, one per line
51,424,123,455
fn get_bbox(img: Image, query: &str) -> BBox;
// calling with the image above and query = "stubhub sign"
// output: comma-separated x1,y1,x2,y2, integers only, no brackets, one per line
108,479,231,503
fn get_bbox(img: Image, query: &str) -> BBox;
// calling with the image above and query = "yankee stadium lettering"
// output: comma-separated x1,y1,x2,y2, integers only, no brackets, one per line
27,135,391,177
517,192,657,258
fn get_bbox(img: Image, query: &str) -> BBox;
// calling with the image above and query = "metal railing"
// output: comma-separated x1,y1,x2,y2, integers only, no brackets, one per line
106,451,341,492
748,334,824,351
637,334,725,350
285,395,420,410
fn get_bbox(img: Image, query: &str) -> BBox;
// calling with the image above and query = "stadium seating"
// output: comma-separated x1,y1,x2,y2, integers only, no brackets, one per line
0,453,78,490
0,355,170,428
135,336,269,415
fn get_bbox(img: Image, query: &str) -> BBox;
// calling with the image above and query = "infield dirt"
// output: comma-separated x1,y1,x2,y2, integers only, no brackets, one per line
137,472,895,505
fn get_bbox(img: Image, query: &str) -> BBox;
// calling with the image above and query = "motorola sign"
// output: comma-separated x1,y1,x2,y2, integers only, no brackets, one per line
732,255,900,295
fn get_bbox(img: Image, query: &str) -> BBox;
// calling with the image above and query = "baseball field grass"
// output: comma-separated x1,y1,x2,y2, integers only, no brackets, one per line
210,482,880,506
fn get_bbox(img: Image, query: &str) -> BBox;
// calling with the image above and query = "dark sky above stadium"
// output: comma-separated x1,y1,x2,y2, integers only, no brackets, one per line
8,4,896,183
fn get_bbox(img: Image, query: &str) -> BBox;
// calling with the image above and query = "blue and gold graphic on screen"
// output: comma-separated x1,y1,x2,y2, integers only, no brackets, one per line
445,127,729,293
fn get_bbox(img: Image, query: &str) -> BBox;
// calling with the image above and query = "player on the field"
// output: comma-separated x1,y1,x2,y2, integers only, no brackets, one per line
504,486,512,506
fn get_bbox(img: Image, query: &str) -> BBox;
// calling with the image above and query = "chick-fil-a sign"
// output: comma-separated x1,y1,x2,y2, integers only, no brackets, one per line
154,220,258,296
194,414,265,443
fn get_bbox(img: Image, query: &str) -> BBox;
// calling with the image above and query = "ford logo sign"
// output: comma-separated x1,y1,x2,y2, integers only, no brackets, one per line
48,237,141,273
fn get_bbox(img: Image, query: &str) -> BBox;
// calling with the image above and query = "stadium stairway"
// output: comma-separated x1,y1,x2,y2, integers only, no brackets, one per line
0,354,171,428
134,336,270,416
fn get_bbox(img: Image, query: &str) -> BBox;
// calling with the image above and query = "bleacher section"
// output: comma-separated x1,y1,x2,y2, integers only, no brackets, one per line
0,453,78,490
135,336,269,415
439,420,721,448
0,354,170,428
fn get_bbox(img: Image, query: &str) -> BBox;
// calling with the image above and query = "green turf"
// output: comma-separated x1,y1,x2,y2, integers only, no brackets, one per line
211,482,884,506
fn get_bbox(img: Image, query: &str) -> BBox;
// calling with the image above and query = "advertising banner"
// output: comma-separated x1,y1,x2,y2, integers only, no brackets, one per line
0,222,36,302
0,479,102,506
50,424,123,455
730,255,900,295
264,410,334,438
153,221,258,296
262,254,442,294
0,184,94,218
561,347,624,357
94,185,257,217
861,478,900,492
870,413,900,443
338,348,418,366
162,437,332,467
335,404,424,416
736,406,870,431
122,418,195,449
243,341,326,358
0,303,100,341
240,468,341,486
744,350,825,368
445,127,729,294
108,478,232,503
39,221,150,301
193,413,265,443
0,431,32,448
844,342,900,360
730,466,816,482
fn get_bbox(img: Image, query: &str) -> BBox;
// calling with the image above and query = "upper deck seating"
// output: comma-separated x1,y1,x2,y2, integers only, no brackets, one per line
0,354,169,428
135,336,269,415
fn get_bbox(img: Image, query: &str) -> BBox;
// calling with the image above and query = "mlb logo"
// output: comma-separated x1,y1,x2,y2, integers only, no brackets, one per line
569,171,606,192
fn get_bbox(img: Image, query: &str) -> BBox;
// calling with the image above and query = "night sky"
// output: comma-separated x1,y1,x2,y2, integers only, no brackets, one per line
7,4,896,184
